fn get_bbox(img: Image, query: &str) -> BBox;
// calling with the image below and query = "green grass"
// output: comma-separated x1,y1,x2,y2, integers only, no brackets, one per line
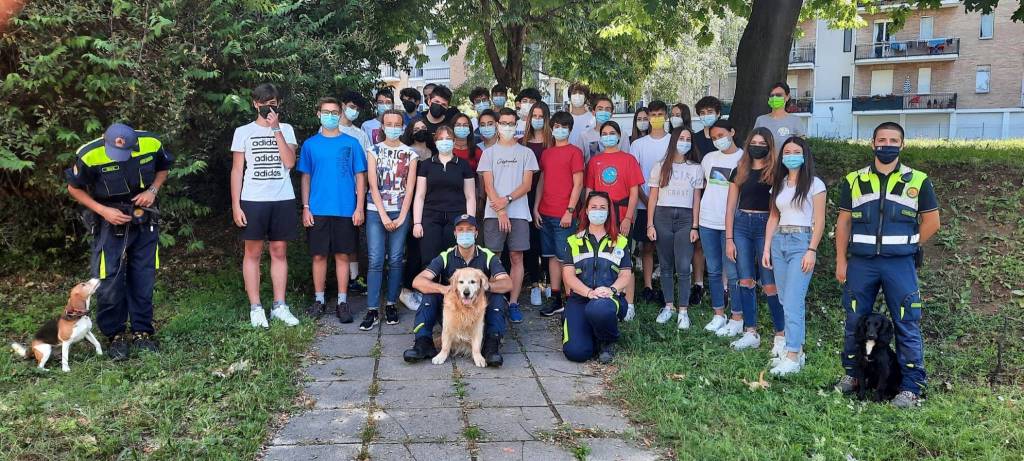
0,247,316,460
614,139,1024,460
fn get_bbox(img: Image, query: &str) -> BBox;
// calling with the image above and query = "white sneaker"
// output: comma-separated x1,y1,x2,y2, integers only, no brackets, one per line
271,305,300,326
770,351,805,368
677,311,690,330
770,336,786,358
770,353,805,376
250,307,269,328
731,331,761,350
530,287,543,306
399,289,421,311
623,304,636,322
715,319,743,337
655,306,674,324
704,315,727,332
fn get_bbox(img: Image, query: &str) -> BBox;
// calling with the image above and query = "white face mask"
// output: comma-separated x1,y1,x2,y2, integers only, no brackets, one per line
518,102,533,119
570,93,586,108
498,125,516,140
636,120,650,131
670,116,684,128
713,136,733,151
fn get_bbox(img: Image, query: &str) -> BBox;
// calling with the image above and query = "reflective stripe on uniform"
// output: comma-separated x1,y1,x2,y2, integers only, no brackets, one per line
413,322,426,333
572,252,595,264
99,250,107,279
850,192,880,209
562,319,569,344
851,234,920,245
155,246,160,269
886,194,918,210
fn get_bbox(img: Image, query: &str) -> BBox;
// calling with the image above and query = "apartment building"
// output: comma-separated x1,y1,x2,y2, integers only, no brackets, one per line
379,32,468,96
714,1,1024,140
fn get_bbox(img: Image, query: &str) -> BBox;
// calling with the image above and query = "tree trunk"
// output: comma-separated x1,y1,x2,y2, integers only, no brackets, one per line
731,0,802,142
504,24,527,92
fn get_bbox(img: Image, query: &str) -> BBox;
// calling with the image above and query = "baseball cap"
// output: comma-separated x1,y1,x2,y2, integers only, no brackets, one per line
452,214,477,228
103,123,138,161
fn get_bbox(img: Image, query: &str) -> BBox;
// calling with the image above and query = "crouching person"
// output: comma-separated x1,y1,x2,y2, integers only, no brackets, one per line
403,214,512,367
560,192,631,364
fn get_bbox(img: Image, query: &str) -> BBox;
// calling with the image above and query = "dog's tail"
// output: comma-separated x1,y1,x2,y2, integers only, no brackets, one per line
10,342,29,359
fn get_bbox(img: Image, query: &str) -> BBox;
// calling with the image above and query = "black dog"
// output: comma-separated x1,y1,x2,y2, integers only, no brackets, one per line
855,313,902,402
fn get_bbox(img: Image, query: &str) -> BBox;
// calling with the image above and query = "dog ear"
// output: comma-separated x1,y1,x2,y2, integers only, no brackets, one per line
480,272,489,292
855,314,868,340
879,316,894,344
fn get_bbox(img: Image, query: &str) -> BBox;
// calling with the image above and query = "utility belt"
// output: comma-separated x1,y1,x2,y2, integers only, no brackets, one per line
83,204,161,236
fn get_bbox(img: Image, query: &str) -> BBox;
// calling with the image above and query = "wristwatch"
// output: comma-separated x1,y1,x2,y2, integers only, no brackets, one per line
610,286,619,296
567,206,576,213
505,195,513,203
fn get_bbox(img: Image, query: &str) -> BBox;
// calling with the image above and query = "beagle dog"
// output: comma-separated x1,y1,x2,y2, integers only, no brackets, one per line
10,278,103,372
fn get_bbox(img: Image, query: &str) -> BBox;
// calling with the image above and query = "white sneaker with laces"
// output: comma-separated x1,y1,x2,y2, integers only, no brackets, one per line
715,319,743,337
731,331,761,350
770,335,786,357
770,353,805,376
655,306,674,324
770,352,806,368
623,304,636,322
530,287,543,306
271,305,300,326
250,307,269,328
677,311,690,330
399,289,421,311
704,314,727,332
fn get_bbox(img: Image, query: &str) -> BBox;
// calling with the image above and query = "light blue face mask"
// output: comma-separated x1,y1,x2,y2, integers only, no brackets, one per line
383,126,403,140
595,110,612,124
479,125,496,139
376,103,391,116
344,107,360,121
782,154,805,170
436,139,455,153
492,96,507,107
454,126,471,139
530,118,545,130
456,232,476,248
713,136,732,151
600,134,619,148
552,127,570,140
676,141,691,153
474,101,491,113
700,113,718,127
320,113,341,130
588,209,608,225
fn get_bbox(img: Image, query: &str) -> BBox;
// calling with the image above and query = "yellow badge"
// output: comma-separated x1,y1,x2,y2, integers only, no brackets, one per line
907,187,919,198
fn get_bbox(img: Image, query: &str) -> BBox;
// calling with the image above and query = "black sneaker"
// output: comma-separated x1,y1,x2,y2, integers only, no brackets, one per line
107,334,131,361
132,332,159,354
403,336,438,363
689,284,705,306
597,341,616,364
348,277,367,295
307,300,325,318
384,304,400,325
336,302,354,323
359,309,379,331
482,333,503,367
538,298,564,317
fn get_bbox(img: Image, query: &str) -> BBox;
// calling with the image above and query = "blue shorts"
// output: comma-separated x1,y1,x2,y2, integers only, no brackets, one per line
538,215,575,260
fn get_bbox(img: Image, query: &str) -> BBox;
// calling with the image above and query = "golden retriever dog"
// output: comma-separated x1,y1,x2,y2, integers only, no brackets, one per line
432,268,489,367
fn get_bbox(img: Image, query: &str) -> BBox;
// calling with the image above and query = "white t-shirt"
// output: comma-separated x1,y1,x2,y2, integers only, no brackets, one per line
698,148,744,230
231,122,298,202
630,133,671,210
570,111,595,141
477,143,539,221
340,124,371,153
367,142,418,213
648,161,704,209
774,177,826,227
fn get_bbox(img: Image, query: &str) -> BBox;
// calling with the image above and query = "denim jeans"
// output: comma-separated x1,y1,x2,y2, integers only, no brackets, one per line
770,231,814,353
733,210,784,330
698,226,740,312
653,207,694,307
367,210,410,309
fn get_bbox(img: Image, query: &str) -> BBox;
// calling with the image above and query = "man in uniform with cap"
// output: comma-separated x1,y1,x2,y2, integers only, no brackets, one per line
403,214,512,367
66,123,173,360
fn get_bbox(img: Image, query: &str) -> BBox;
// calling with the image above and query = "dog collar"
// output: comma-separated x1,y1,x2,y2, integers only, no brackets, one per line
63,309,88,320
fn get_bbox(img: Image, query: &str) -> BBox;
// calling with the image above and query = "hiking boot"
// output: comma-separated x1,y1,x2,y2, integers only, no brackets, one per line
403,336,438,363
597,341,616,364
508,303,524,323
307,300,325,319
891,390,920,409
132,332,159,354
348,277,367,294
835,375,859,394
538,298,564,317
688,284,704,306
384,304,400,325
359,309,379,331
107,334,131,361
336,302,353,323
482,334,503,367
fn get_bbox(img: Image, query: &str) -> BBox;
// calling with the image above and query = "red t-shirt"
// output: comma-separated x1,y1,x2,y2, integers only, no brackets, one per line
584,151,644,219
538,144,585,217
453,146,482,172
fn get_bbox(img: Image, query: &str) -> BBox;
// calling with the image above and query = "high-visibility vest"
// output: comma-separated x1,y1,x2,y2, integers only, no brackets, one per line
566,232,629,289
844,164,928,257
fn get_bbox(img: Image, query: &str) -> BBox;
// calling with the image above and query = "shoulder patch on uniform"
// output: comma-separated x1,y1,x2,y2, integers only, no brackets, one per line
906,187,919,198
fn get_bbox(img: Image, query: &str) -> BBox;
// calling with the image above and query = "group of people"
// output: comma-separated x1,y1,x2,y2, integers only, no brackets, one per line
65,79,939,408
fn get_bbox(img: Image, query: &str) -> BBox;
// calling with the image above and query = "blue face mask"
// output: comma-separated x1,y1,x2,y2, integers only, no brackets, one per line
436,139,455,153
454,126,471,139
383,126,403,140
474,101,491,113
456,232,476,248
552,127,570,140
676,141,691,153
479,125,496,139
530,118,545,130
600,134,619,148
492,96,507,107
595,110,612,124
320,113,341,130
874,145,900,164
782,154,804,170
700,113,718,127
376,103,391,116
713,136,732,151
344,107,360,122
587,209,608,225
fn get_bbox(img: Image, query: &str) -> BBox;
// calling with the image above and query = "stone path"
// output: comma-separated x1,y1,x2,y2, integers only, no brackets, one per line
263,297,660,460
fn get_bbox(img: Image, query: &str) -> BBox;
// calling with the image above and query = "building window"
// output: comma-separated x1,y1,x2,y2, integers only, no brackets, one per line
919,17,934,40
976,65,991,93
843,29,852,52
841,76,851,100
980,14,994,39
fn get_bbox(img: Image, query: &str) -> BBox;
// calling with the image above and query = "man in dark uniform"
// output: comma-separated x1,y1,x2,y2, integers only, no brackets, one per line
403,214,512,367
66,123,173,360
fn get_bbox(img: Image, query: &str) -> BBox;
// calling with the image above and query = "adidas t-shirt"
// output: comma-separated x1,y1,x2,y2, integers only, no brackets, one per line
231,122,298,202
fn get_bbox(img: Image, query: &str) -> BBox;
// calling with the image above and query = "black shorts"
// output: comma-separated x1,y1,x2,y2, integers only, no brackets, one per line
308,216,358,256
630,210,652,243
240,200,299,242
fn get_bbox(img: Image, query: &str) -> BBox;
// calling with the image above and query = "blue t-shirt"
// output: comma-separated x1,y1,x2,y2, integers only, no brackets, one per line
297,132,367,217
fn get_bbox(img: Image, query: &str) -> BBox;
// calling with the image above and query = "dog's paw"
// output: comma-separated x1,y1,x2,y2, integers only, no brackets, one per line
61,366,71,373
431,355,448,365
473,355,487,368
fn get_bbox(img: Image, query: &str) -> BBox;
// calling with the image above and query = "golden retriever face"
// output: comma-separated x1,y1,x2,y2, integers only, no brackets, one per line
452,268,488,306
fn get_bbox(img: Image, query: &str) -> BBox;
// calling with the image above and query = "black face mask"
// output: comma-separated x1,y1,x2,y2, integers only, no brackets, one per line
402,100,417,114
429,103,446,118
413,130,432,143
258,105,279,119
748,145,769,159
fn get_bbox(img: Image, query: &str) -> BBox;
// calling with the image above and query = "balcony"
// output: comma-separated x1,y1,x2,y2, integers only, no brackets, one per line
854,38,959,64
422,67,451,81
380,64,400,81
852,92,957,113
731,45,815,70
